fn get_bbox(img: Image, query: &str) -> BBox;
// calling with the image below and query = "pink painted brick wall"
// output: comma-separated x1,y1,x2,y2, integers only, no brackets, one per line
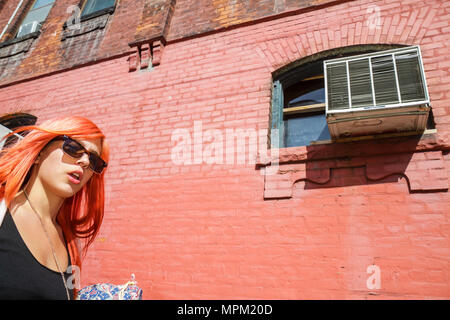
0,0,449,299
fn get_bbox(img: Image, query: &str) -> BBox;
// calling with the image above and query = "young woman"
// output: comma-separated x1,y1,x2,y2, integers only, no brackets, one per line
0,116,109,300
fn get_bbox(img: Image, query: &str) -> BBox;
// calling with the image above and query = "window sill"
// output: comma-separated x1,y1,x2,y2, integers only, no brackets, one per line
0,31,40,59
0,31,41,49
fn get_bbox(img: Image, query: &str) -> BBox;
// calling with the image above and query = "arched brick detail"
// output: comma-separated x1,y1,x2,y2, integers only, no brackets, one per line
254,0,440,72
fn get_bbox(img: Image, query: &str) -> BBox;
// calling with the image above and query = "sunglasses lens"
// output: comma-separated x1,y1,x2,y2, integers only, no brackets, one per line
62,139,84,158
89,153,106,174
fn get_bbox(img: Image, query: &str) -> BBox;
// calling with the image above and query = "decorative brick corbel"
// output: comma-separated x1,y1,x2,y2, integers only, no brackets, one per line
128,37,166,72
130,0,175,70
127,47,139,72
151,40,164,66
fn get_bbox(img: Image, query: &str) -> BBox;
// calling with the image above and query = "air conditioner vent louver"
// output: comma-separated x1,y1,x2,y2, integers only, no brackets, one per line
324,46,430,139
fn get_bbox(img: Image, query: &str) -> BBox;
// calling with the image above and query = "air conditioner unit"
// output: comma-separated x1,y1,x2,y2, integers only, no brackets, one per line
324,46,430,139
16,21,41,38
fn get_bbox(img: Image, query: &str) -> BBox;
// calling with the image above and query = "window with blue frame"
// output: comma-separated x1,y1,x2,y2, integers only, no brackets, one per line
15,0,55,38
271,60,330,148
81,0,116,17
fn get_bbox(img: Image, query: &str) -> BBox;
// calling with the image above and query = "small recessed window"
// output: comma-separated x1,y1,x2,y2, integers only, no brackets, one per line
272,60,331,148
15,0,55,38
81,0,116,17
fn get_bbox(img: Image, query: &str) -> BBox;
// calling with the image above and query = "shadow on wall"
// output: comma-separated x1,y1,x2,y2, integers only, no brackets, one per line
260,133,448,200
298,135,446,194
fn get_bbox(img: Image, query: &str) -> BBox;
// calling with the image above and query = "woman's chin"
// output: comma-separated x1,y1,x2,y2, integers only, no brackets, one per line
55,183,82,199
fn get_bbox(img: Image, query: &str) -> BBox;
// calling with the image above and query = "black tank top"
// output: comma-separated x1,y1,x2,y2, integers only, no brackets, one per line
0,210,74,300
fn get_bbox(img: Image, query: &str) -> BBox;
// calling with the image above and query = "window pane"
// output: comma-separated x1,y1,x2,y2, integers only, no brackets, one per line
349,58,374,108
32,0,55,10
82,0,115,16
289,87,325,107
326,62,349,111
395,51,426,102
21,5,53,25
284,113,330,147
371,55,399,105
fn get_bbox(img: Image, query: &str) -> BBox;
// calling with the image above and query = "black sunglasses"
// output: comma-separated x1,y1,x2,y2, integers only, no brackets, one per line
54,135,107,174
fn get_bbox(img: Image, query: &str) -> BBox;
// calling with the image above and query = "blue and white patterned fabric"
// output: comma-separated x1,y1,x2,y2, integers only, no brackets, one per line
76,276,143,300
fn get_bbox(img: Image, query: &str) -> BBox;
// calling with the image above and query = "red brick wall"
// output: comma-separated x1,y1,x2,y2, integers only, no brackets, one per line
0,0,449,299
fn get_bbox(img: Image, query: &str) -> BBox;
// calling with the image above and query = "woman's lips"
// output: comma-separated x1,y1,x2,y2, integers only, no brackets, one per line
67,173,81,184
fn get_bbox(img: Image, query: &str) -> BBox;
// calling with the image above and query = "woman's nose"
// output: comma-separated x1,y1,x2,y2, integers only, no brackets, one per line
76,152,90,168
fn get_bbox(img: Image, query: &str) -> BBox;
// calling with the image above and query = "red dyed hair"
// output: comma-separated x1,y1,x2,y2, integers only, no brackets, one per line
0,116,109,280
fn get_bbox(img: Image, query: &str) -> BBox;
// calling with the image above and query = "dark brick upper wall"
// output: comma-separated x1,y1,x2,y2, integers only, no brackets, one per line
132,0,176,44
168,0,315,41
0,0,343,86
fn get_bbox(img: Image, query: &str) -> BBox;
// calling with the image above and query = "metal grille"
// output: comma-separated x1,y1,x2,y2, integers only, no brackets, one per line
324,46,429,113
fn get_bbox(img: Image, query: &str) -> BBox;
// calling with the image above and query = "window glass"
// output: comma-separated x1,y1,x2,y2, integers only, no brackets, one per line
32,0,55,9
16,0,55,37
21,5,53,25
285,79,325,108
282,75,330,147
82,0,115,16
284,112,330,147
289,88,325,107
